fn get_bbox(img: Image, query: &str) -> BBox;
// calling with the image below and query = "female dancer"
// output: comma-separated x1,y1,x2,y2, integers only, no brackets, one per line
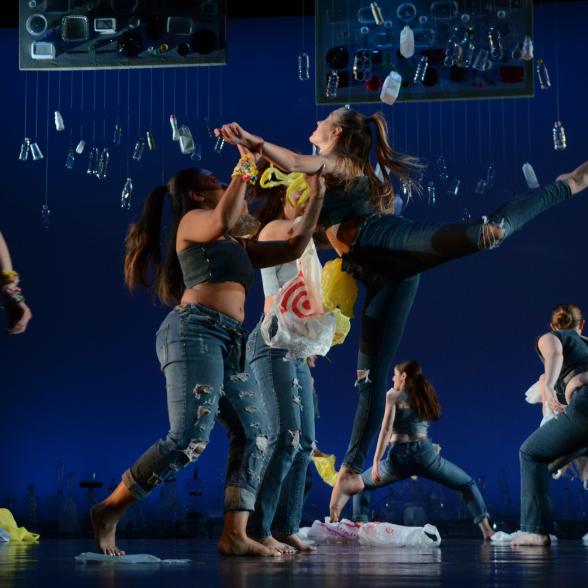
246,166,318,553
90,152,325,557
341,360,494,539
514,303,588,545
216,108,588,521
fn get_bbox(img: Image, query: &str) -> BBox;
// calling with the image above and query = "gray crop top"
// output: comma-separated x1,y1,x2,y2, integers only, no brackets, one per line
319,176,377,228
392,391,430,437
260,261,298,296
177,238,254,292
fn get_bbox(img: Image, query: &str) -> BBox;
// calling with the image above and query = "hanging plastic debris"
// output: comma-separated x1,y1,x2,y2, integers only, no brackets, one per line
87,146,98,174
191,143,202,161
461,208,472,222
536,59,551,90
112,122,122,145
486,163,495,188
552,121,567,151
325,70,340,98
487,27,503,60
399,26,415,58
447,178,461,197
214,135,225,154
298,52,310,81
522,162,540,189
75,139,86,154
41,204,51,229
380,71,402,104
472,49,490,71
65,147,75,170
146,130,156,151
96,148,110,180
413,56,428,84
19,137,31,161
427,180,436,206
460,28,476,68
370,2,384,25
436,155,448,181
520,36,534,61
401,181,413,203
170,114,180,141
132,137,145,161
120,177,133,210
30,142,43,161
443,26,462,67
475,178,487,196
178,126,195,155
54,111,65,131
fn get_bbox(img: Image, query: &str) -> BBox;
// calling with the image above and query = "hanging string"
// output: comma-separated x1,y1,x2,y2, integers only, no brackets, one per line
439,101,443,156
500,98,506,162
487,100,492,162
173,68,177,114
23,73,28,137
92,69,96,143
527,98,532,158
184,67,188,118
150,67,153,131
34,71,39,141
57,71,61,112
301,0,305,52
427,102,432,158
219,67,223,124
195,67,199,122
477,100,482,164
451,101,456,163
415,103,420,157
102,70,106,142
80,71,84,138
207,67,210,125
403,104,408,153
69,71,73,143
463,101,468,166
138,69,142,136
161,68,165,183
45,73,50,208
554,0,561,120
116,69,120,123
512,99,517,163
126,69,130,177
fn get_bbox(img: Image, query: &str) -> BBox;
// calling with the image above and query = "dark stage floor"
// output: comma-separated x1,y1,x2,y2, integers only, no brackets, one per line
2,539,588,588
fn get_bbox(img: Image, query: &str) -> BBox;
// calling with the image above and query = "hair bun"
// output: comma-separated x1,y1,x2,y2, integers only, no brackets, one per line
551,303,583,330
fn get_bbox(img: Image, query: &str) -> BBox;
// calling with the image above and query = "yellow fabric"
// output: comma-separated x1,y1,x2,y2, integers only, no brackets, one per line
259,164,311,207
0,508,40,542
321,258,359,318
331,308,351,347
311,454,339,487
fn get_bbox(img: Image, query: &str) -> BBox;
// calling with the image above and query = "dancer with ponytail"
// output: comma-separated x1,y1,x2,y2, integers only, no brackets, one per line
216,108,588,521
90,151,325,557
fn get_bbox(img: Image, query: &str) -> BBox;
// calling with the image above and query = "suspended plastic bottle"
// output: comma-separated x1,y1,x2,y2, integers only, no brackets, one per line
54,111,65,131
191,143,202,161
487,27,503,60
298,52,310,81
401,181,413,202
475,178,487,196
486,163,495,188
75,139,86,155
472,48,490,71
520,35,534,61
96,148,110,180
132,137,145,161
214,135,225,154
460,28,476,68
170,114,180,141
413,56,428,84
399,26,415,58
120,177,133,210
112,122,122,145
447,178,461,197
30,142,43,161
325,70,340,98
370,2,384,25
87,147,98,174
443,25,462,67
179,126,195,155
536,59,551,90
436,155,448,181
146,130,156,151
19,137,31,161
427,180,436,206
462,208,472,222
380,71,402,105
41,204,51,229
552,121,567,151
522,162,539,189
65,147,75,170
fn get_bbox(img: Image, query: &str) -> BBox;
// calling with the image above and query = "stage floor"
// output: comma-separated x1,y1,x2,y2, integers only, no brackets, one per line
1,539,588,587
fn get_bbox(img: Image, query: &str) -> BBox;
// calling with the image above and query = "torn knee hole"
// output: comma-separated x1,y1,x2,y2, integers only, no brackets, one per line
289,429,302,449
355,369,371,385
183,440,207,461
229,373,249,382
478,216,505,250
255,435,269,452
244,406,257,413
194,384,214,397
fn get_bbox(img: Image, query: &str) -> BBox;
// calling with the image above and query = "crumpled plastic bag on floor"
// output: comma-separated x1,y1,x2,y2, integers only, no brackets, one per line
0,508,40,543
74,552,191,564
306,518,361,543
491,531,558,543
358,522,442,547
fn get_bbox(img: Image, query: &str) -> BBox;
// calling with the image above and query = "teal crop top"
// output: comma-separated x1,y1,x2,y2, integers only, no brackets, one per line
392,391,430,437
318,176,377,228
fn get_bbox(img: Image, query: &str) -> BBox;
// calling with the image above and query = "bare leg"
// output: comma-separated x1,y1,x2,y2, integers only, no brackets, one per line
511,532,550,546
329,467,365,522
274,532,317,553
557,160,588,195
90,482,135,556
217,511,281,557
477,517,495,541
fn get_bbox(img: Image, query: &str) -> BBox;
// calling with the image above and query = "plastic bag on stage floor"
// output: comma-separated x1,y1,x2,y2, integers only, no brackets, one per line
490,531,558,544
75,552,191,564
311,453,338,487
583,532,588,544
358,522,442,547
307,518,361,543
0,529,10,543
0,508,40,543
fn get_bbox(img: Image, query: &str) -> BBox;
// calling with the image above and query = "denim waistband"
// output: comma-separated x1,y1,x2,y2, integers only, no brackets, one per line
175,303,243,330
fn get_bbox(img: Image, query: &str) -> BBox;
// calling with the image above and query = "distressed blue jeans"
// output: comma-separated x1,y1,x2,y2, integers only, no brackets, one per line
519,386,588,534
362,440,489,524
341,181,573,472
123,304,275,512
246,318,315,537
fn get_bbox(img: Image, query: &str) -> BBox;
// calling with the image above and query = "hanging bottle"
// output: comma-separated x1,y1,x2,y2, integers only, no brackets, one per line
96,148,110,180
447,178,461,197
170,114,180,141
298,52,310,81
427,181,436,206
120,177,133,210
41,204,51,229
486,162,495,188
146,130,156,151
552,121,567,151
436,155,448,181
370,2,384,25
87,147,98,175
54,111,65,131
443,25,462,67
401,181,413,202
65,147,76,170
474,178,487,196
487,27,503,60
30,142,44,161
380,71,402,105
191,143,202,161
132,137,145,161
325,70,340,98
75,139,86,155
112,122,122,145
522,162,539,189
19,137,31,161
520,35,534,61
214,135,225,154
460,27,476,68
536,59,551,90
399,26,415,58
413,56,428,84
179,126,195,155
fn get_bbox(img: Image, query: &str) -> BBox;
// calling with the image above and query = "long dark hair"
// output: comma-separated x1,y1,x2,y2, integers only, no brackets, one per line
396,360,441,421
330,109,423,212
124,168,205,305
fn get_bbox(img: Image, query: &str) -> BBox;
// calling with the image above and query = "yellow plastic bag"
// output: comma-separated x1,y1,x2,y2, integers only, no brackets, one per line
0,508,40,542
321,258,359,318
331,308,351,347
259,165,311,208
311,453,339,487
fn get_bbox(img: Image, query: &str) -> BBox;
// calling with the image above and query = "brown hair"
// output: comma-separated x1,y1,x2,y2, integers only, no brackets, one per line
396,360,441,421
329,109,424,212
551,303,584,330
248,159,287,235
124,168,206,305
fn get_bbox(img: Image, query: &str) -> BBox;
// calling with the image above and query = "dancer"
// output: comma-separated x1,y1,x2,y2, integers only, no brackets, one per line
0,230,32,334
216,108,588,521
513,303,588,546
90,153,325,557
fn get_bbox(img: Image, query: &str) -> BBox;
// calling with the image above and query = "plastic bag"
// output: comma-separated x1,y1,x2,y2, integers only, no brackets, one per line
261,240,336,359
321,257,359,318
490,530,558,543
0,529,10,543
330,308,351,347
74,552,190,564
358,522,441,547
311,453,338,487
307,518,361,543
0,508,40,543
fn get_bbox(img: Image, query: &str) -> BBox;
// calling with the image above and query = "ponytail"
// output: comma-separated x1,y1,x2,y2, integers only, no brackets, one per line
396,360,442,421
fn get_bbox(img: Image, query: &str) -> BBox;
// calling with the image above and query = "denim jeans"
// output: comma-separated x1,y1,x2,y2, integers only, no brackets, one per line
362,440,489,524
123,304,276,512
340,181,573,472
519,386,588,534
246,318,315,537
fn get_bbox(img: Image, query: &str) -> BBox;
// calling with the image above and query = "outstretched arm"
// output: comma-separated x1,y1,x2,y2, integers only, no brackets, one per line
371,390,400,483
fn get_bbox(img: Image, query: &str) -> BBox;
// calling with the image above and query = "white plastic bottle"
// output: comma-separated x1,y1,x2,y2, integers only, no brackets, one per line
399,26,415,58
54,111,65,131
380,71,402,104
522,162,539,189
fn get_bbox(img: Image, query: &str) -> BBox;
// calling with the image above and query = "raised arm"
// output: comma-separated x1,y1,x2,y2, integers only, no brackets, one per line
537,333,566,415
0,231,13,271
371,390,400,483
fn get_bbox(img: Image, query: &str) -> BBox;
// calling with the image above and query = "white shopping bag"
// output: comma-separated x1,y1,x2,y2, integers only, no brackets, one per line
358,522,442,547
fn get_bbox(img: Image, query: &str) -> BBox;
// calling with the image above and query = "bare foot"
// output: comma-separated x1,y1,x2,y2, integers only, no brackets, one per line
511,532,550,546
557,160,588,195
218,531,282,557
90,502,126,556
274,533,317,553
478,518,496,541
329,469,364,523
259,535,297,554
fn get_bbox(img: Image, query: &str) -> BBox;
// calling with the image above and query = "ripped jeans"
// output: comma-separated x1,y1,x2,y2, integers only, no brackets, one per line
123,304,275,512
341,181,573,472
246,318,315,538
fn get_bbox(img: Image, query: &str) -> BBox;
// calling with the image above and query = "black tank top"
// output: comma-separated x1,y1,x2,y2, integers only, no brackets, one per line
319,176,377,227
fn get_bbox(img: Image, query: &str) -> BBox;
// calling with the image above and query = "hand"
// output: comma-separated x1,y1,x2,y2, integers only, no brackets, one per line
215,122,263,151
547,393,565,417
371,461,381,484
5,300,32,335
305,164,326,199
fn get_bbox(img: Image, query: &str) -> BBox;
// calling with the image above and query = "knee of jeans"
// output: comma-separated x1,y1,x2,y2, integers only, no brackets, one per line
163,435,209,464
275,428,302,457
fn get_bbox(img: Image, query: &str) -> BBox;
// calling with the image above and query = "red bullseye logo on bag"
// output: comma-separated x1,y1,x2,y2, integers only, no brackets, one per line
279,272,316,318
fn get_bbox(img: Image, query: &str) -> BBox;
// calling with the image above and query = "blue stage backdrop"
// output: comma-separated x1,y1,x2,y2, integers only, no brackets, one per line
1,2,587,521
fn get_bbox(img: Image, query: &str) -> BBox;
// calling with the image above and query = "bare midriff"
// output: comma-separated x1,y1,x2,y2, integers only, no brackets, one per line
390,433,428,444
180,281,246,322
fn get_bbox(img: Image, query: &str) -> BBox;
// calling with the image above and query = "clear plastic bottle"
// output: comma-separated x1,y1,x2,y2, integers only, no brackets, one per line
19,137,31,161
443,25,461,67
472,48,490,71
520,35,534,61
436,155,448,181
41,204,51,229
170,114,180,141
191,143,202,161
552,121,567,151
87,147,98,175
112,123,122,145
461,27,476,67
522,162,539,189
147,130,156,151
487,27,503,60
54,111,65,131
427,180,436,206
475,178,487,196
325,70,340,98
399,26,415,58
370,2,384,25
179,126,195,155
96,147,110,180
536,59,551,90
298,52,310,81
413,56,428,84
132,137,145,161
65,147,75,169
447,178,461,197
214,135,225,154
120,177,133,210
380,71,402,104
486,162,495,188
75,139,86,155
30,142,43,161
